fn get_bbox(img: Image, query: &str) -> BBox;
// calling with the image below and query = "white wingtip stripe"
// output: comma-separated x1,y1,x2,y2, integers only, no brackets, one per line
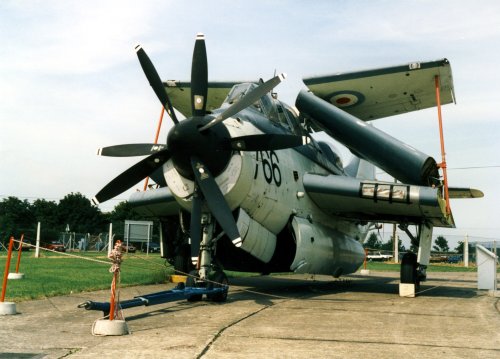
91,197,100,206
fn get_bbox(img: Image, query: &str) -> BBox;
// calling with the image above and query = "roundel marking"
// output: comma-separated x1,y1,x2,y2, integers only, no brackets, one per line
328,90,365,108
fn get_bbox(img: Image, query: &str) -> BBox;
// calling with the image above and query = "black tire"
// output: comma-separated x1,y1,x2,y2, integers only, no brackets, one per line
207,271,229,302
186,270,203,302
174,244,193,275
400,252,419,285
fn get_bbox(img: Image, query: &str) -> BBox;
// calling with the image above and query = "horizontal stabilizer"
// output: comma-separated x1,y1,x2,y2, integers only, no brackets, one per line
448,187,484,199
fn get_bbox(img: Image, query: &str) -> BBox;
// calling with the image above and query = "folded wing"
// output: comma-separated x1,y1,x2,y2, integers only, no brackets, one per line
303,58,454,121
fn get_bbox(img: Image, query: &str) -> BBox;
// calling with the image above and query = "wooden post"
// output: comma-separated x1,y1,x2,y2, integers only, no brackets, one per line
464,234,469,268
108,223,113,257
108,240,122,321
35,222,41,258
363,248,368,270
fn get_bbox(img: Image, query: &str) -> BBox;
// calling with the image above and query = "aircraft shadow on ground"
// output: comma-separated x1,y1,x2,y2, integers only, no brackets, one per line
122,274,479,321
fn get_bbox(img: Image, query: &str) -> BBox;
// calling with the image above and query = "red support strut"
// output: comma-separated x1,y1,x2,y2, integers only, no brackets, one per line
143,106,166,191
14,234,24,274
434,75,451,215
1,237,14,302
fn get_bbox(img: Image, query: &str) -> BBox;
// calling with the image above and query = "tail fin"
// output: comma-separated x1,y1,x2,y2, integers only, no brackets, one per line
345,156,376,180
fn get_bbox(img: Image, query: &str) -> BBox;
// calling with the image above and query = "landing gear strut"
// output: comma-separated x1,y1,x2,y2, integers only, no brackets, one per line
399,222,433,297
186,213,229,302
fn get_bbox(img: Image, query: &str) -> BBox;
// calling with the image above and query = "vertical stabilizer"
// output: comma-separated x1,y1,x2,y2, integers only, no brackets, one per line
345,156,375,180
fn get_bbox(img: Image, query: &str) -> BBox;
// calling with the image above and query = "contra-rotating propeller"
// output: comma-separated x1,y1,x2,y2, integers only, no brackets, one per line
93,33,303,255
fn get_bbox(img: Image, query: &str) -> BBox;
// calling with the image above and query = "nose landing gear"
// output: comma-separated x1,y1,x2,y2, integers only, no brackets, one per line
186,213,229,302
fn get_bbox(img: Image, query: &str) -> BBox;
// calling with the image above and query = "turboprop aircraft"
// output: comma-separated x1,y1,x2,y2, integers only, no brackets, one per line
92,33,482,301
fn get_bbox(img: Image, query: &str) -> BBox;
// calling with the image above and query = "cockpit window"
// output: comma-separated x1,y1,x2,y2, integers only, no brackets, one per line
279,102,302,135
259,92,279,122
225,83,258,105
223,82,302,135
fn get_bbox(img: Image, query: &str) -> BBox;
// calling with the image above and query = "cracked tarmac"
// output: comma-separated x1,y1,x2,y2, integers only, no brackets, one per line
1,271,499,358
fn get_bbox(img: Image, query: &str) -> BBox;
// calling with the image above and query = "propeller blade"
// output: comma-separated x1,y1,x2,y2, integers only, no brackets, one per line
190,156,241,242
189,185,202,258
135,44,179,124
229,134,304,151
92,148,170,205
199,73,286,131
97,143,167,157
191,33,208,117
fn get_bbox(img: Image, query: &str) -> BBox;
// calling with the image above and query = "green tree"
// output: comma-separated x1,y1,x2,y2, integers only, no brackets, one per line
454,240,473,254
106,201,148,237
433,235,449,252
364,232,381,249
57,193,105,233
32,199,59,228
107,201,145,222
0,197,35,241
379,236,405,252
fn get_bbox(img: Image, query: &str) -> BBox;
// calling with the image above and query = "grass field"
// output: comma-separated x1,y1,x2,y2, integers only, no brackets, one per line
0,250,172,302
364,260,480,272
0,250,490,302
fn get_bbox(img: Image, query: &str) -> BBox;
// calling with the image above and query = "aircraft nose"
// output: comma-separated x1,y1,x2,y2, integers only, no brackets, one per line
166,116,233,180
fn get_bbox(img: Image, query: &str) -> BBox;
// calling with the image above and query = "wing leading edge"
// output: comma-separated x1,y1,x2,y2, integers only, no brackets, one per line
128,187,180,217
303,173,455,228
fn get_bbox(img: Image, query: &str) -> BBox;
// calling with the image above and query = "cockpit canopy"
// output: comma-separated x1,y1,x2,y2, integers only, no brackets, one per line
223,83,302,134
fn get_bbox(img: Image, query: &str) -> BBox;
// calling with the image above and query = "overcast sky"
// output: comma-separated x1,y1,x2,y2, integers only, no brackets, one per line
1,0,499,246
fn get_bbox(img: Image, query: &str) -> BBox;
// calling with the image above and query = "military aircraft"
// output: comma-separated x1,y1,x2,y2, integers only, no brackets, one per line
92,33,482,300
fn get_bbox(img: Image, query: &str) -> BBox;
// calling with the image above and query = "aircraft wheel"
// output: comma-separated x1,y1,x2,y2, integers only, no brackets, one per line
186,270,203,302
174,244,193,275
207,271,228,302
400,252,419,287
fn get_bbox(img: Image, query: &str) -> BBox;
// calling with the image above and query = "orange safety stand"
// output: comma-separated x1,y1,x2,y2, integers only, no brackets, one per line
434,75,451,215
14,234,24,274
90,239,129,335
1,237,14,302
108,240,122,321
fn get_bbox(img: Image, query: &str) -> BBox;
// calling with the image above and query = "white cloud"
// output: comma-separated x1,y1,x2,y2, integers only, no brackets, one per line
0,1,167,75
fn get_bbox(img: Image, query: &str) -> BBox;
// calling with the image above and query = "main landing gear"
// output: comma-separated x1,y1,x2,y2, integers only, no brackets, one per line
400,252,419,288
399,222,433,296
